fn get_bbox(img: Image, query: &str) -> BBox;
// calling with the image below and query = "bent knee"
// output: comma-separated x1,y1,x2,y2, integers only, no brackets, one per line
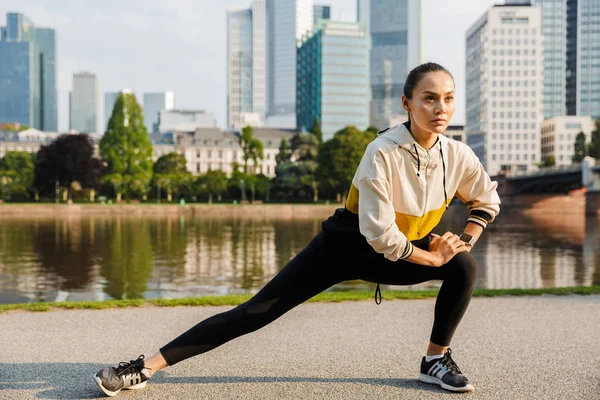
448,251,477,281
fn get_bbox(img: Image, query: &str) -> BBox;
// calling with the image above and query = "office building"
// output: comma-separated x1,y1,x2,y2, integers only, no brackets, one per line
0,12,57,131
227,8,253,129
466,4,544,176
144,92,175,134
265,0,314,128
158,109,217,132
357,0,422,130
541,115,593,166
297,22,369,139
70,72,99,133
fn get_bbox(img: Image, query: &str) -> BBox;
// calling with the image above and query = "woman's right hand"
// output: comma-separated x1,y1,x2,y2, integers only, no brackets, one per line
428,232,468,267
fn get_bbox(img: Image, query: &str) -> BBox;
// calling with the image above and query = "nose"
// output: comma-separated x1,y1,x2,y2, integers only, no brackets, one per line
434,100,447,115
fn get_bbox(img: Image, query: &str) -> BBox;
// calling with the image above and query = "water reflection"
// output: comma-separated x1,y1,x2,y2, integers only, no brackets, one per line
0,206,597,304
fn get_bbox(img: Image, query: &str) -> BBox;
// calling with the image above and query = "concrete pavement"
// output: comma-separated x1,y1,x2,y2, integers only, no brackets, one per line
1,295,599,399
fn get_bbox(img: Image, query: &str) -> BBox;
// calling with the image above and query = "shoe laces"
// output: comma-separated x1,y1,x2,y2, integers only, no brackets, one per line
113,355,151,377
440,348,462,375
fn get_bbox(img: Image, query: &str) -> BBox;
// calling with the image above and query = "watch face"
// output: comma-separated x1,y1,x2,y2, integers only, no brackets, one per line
459,233,474,245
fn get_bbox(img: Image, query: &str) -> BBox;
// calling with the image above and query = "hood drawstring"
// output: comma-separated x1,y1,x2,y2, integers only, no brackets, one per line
374,283,382,305
413,143,421,177
439,141,448,209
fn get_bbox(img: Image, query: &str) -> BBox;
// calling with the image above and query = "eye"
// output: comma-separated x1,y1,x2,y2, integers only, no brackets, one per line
426,96,435,101
445,96,454,102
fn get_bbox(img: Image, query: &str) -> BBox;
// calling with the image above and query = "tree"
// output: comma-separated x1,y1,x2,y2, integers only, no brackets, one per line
366,125,380,135
275,138,292,164
34,133,103,202
589,119,600,159
200,170,227,204
239,126,264,174
99,92,153,201
0,151,35,200
152,152,192,202
309,116,323,144
539,155,556,169
290,132,319,162
316,126,377,202
572,131,588,163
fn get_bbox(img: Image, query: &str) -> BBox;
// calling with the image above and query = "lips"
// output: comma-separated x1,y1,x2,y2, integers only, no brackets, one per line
432,119,446,123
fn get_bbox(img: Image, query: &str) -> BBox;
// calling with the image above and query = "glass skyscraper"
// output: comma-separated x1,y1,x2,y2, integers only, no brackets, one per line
0,13,57,131
357,0,422,130
575,0,600,119
296,22,370,140
529,0,568,118
227,8,253,129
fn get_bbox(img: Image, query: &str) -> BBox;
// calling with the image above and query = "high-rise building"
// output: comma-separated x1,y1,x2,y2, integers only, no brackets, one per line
143,92,175,133
70,72,99,133
573,0,600,119
252,0,267,124
527,0,568,118
513,0,599,119
566,0,578,115
227,8,253,129
313,4,331,26
297,22,370,140
0,12,57,131
357,0,422,130
265,0,314,128
466,4,544,176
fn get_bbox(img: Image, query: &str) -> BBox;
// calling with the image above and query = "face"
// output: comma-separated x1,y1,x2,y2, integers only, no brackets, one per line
402,71,455,137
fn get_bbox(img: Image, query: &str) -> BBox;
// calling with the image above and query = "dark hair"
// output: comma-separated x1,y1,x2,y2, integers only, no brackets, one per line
403,62,454,100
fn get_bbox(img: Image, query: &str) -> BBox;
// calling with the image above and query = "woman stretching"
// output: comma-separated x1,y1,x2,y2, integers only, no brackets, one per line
94,62,500,395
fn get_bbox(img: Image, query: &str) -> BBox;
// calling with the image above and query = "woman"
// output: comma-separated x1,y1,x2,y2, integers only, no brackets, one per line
94,62,500,395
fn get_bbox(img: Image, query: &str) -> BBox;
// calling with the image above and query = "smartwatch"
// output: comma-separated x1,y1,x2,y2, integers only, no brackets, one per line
459,233,475,246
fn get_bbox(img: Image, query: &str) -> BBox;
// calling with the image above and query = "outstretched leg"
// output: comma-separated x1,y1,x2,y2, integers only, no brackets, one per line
157,231,352,366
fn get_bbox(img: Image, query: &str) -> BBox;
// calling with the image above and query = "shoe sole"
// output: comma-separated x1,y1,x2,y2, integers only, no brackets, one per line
419,373,474,393
94,375,147,397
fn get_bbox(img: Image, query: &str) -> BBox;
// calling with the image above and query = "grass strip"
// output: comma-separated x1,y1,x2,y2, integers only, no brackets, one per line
1,286,598,314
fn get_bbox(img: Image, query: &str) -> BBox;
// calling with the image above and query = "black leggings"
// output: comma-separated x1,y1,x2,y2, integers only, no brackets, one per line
159,226,477,366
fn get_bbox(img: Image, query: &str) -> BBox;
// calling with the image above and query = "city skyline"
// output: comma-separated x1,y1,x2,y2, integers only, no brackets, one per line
0,0,500,132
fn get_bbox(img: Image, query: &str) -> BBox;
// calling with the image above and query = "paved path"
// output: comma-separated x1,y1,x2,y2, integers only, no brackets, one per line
1,295,599,399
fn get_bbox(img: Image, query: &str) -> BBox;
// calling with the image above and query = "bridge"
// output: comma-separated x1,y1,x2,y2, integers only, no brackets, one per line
493,157,600,216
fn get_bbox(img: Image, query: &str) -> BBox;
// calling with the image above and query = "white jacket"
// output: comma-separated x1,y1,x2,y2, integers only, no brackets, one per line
345,123,501,262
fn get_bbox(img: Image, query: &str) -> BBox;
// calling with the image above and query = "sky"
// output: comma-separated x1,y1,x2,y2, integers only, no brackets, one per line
0,0,501,132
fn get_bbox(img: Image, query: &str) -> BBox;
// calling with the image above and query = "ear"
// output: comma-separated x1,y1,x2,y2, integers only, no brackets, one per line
401,95,411,114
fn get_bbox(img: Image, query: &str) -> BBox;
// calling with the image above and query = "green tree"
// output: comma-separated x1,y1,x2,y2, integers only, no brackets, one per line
239,126,264,173
316,126,376,202
100,92,153,201
201,169,228,204
310,116,323,144
34,133,103,202
152,152,192,202
0,151,35,200
572,131,588,163
366,125,380,135
276,138,292,164
290,132,319,162
589,119,600,159
539,155,556,169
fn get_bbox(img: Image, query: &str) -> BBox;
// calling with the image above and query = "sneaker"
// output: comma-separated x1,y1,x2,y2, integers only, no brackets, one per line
419,348,474,392
94,355,151,397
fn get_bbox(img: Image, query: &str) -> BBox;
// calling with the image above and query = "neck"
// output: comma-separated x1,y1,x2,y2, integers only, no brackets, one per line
409,123,438,149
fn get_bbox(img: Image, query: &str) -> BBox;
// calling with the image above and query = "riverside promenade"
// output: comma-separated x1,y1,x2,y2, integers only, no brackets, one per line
1,295,598,400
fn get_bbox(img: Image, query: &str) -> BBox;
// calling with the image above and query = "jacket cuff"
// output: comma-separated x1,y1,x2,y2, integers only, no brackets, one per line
399,241,414,260
468,210,493,228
